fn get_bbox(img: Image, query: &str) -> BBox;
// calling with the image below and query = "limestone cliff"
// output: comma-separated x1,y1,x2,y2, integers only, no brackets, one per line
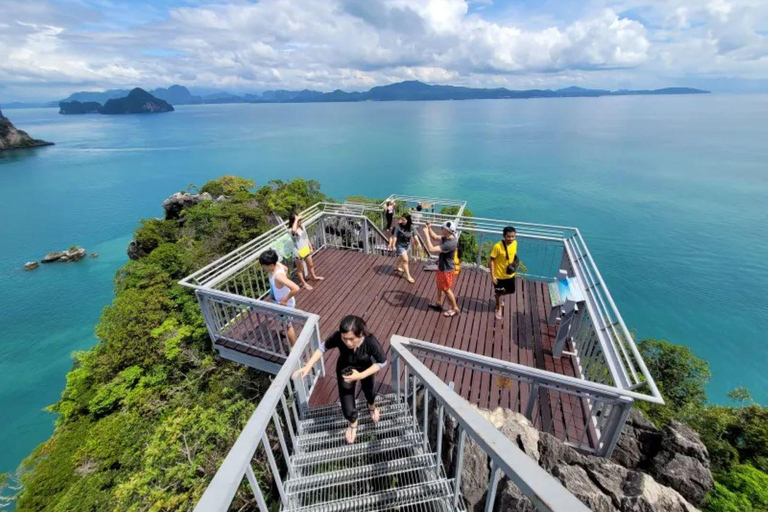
0,109,53,150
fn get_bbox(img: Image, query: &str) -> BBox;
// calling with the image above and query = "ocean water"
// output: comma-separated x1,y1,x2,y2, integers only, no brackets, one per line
1,96,766,474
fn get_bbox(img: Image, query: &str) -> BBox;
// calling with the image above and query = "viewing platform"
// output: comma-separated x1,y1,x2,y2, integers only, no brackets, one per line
182,195,665,512
182,195,662,457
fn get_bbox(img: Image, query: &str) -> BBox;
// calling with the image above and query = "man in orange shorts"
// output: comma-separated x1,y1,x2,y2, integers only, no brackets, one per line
423,220,460,317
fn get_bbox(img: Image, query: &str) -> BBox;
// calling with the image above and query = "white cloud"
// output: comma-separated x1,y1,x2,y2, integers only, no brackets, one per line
0,0,766,101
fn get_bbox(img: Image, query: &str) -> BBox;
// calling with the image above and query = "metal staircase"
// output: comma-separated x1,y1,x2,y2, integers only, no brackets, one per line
284,393,464,512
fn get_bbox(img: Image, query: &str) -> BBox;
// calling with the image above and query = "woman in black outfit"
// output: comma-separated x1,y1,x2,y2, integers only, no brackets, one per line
293,316,387,444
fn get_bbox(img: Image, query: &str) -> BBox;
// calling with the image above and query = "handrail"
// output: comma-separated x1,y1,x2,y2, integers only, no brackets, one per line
193,310,321,512
390,336,591,512
402,339,662,404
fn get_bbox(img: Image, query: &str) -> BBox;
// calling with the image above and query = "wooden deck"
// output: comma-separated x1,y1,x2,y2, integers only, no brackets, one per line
256,247,592,446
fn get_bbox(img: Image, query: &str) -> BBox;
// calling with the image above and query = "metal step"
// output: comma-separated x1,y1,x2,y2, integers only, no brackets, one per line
299,402,410,435
291,432,424,477
285,453,439,495
296,418,415,453
301,393,401,421
289,478,456,512
286,457,441,508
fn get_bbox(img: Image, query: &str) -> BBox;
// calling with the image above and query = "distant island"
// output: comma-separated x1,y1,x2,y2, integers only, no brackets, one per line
59,88,174,115
7,81,710,110
0,108,53,150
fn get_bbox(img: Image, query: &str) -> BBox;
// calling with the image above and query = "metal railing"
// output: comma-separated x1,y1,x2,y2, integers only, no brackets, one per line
180,194,663,403
399,338,644,457
390,336,591,512
193,312,324,512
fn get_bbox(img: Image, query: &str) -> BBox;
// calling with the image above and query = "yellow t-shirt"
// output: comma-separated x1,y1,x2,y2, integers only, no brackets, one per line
490,240,517,280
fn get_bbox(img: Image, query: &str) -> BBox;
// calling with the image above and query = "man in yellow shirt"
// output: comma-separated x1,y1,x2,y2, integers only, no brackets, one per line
489,226,517,321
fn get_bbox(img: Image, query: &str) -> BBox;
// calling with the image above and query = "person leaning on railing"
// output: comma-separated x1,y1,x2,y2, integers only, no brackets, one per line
489,226,518,321
259,249,299,345
293,315,386,444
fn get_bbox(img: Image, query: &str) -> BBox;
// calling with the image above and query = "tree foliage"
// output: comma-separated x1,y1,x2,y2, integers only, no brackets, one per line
8,176,327,511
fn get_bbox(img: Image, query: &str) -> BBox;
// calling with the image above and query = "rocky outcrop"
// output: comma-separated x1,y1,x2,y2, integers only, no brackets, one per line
0,108,54,150
100,88,174,114
127,192,226,260
435,404,709,512
648,422,713,506
24,262,40,271
161,191,225,220
41,247,87,263
610,414,713,506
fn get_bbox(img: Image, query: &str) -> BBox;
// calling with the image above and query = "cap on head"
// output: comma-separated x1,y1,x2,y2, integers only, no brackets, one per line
442,221,457,234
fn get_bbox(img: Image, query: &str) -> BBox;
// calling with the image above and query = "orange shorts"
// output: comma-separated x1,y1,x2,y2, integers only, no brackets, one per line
436,270,456,292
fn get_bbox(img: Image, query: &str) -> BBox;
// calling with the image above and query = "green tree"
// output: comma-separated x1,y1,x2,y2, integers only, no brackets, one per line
636,338,711,425
704,483,754,512
199,175,255,197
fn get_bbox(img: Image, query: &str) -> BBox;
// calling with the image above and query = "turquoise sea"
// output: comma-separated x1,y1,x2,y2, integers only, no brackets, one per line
1,96,766,474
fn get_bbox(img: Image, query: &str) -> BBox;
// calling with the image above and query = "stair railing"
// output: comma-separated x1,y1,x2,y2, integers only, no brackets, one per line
390,335,592,512
192,312,323,512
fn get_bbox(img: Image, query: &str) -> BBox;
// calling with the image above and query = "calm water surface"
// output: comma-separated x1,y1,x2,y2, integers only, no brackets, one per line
1,96,766,473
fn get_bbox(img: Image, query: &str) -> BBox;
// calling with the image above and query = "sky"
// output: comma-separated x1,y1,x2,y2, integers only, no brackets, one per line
1,0,767,102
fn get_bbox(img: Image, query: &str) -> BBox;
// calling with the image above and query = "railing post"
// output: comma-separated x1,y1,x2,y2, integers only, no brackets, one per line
599,396,634,457
453,426,466,509
391,355,401,398
293,374,309,419
423,389,429,452
436,382,452,470
319,217,327,249
484,461,502,512
245,464,270,512
362,219,370,253
525,381,539,420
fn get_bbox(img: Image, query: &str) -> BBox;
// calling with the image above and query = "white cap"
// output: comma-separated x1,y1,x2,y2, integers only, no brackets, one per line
442,220,457,234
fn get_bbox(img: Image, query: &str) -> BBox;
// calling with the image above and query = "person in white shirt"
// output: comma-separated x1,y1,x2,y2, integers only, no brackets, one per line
259,249,300,345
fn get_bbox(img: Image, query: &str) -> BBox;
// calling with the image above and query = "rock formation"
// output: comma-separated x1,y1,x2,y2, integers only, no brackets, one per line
100,88,174,114
24,262,39,271
42,247,87,263
430,402,712,512
0,109,54,150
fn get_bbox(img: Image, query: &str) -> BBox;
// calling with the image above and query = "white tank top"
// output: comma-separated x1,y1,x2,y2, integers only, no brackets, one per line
269,265,295,307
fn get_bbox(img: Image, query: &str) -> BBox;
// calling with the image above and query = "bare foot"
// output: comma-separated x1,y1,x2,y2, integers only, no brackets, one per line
406,277,415,283
369,406,380,423
345,424,358,444
303,283,314,291
313,276,325,281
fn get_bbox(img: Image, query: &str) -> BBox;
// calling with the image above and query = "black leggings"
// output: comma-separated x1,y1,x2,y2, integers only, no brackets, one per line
338,372,377,423
385,213,394,231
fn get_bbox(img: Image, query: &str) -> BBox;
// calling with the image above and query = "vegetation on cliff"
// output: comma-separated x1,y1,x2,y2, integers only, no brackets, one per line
637,339,768,512
3,176,325,511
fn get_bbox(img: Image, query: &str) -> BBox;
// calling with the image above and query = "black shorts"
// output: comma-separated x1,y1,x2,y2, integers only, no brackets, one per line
494,278,516,295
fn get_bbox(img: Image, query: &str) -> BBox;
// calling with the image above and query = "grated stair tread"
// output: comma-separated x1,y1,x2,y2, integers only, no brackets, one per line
299,402,410,434
286,478,456,512
296,418,415,453
301,393,401,420
285,453,439,495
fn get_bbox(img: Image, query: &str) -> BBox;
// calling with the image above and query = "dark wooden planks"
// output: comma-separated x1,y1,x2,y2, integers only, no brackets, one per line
225,248,589,445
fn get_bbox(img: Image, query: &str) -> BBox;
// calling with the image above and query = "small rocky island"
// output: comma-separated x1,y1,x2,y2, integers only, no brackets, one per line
59,88,174,115
25,246,89,270
0,108,54,150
